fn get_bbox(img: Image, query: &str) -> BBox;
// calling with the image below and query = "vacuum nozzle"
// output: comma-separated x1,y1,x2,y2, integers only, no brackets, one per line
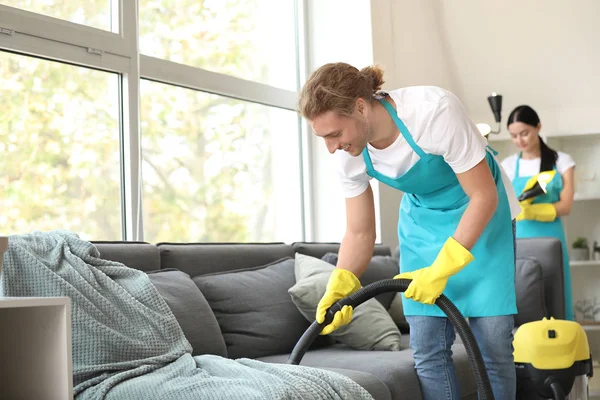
517,171,556,202
518,181,548,202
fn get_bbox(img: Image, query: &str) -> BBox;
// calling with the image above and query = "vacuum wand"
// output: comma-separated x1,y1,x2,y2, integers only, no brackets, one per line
287,279,495,400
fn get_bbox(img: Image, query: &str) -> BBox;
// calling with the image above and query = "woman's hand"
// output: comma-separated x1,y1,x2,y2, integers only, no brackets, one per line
517,203,557,222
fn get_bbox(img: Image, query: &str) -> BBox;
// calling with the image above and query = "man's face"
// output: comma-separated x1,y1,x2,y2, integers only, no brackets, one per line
310,104,371,156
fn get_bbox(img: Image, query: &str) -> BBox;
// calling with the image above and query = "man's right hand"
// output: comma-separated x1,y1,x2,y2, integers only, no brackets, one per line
316,268,362,335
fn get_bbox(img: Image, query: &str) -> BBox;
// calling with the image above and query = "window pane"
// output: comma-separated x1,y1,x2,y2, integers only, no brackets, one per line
141,80,303,243
0,52,122,240
139,0,298,91
1,1,114,31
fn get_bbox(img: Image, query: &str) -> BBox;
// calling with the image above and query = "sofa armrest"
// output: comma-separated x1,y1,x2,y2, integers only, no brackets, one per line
0,236,7,274
515,237,565,320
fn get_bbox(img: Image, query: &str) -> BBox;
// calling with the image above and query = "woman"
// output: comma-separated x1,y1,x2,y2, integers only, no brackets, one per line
501,105,575,321
298,62,520,399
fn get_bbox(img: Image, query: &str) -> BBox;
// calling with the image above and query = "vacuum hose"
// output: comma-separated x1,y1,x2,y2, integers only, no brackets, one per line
287,278,495,400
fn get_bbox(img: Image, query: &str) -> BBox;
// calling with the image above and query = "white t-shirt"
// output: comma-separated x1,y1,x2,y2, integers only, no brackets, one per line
333,86,521,218
501,151,576,181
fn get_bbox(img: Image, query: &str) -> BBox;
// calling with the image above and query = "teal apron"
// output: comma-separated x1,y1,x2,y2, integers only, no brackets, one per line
362,99,517,317
512,153,574,320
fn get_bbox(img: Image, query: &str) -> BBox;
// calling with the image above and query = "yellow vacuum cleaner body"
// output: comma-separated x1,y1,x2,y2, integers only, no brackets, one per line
514,317,594,399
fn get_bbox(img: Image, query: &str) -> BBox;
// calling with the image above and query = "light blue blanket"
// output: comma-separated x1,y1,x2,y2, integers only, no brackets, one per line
0,231,373,400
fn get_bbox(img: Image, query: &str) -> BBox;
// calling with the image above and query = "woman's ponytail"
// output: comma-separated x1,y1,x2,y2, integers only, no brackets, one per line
539,137,558,172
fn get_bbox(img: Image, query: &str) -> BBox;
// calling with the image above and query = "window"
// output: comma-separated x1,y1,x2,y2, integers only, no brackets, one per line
139,0,298,91
1,1,307,243
0,1,116,31
140,80,303,243
0,52,122,240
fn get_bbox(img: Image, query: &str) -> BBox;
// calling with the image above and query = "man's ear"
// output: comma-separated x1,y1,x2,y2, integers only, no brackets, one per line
355,98,366,116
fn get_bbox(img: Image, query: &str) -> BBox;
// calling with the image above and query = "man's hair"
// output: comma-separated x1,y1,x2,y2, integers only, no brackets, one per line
298,62,385,120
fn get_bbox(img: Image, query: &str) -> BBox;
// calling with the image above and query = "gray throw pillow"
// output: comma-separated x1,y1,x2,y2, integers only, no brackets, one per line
289,253,403,351
146,269,227,357
514,258,548,326
193,258,311,359
321,252,399,309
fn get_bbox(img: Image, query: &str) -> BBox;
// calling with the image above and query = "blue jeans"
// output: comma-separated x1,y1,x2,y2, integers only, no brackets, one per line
404,221,518,399
405,315,516,399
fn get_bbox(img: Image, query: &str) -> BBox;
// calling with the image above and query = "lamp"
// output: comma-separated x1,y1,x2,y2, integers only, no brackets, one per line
488,93,502,124
485,92,503,136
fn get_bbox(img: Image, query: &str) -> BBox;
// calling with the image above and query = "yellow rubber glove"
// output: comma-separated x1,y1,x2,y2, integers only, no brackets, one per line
520,170,557,205
316,268,362,335
516,203,557,222
393,237,474,304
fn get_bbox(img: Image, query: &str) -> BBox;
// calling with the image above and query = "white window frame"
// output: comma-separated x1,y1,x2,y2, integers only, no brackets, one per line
0,0,312,242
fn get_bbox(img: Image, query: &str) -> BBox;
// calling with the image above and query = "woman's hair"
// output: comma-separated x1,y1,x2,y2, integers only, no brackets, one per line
298,62,385,120
507,105,558,172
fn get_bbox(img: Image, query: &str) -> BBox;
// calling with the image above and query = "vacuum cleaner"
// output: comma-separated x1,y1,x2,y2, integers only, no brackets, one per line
288,278,595,400
514,317,593,399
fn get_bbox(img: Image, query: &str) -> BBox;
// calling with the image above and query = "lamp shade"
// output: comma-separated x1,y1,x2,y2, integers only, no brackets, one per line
487,93,503,123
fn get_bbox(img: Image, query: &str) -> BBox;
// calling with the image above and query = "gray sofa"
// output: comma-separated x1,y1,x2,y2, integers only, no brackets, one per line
90,237,565,400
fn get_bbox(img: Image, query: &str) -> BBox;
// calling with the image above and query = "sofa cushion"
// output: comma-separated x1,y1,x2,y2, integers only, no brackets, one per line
157,242,295,277
320,368,391,400
387,294,410,334
289,253,403,351
92,241,160,272
321,252,399,309
257,341,477,400
514,257,548,326
192,257,311,359
146,269,227,357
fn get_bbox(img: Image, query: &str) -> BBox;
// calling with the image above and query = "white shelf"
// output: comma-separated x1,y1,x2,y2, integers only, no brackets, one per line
571,260,600,268
0,296,73,400
582,324,600,331
574,192,600,201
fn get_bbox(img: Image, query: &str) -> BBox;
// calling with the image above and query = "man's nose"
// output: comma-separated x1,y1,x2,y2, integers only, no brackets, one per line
326,139,338,154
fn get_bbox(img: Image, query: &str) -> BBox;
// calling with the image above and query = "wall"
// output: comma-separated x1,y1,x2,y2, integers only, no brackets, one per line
436,0,600,136
369,0,600,249
368,0,461,249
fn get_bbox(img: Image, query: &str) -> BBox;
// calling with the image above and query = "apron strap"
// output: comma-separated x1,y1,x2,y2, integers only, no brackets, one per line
515,152,522,178
361,146,375,172
377,99,426,158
